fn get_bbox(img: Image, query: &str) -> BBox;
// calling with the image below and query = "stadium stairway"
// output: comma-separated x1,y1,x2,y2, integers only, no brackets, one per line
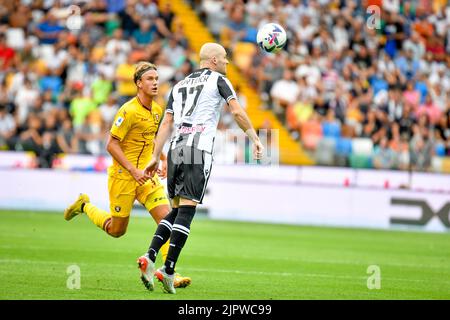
159,0,314,165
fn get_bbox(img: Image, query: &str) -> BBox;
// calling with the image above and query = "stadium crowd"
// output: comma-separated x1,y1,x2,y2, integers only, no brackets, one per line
200,0,450,171
0,0,196,168
0,0,449,172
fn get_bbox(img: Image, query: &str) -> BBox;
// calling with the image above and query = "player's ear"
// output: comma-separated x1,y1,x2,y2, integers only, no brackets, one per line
136,79,142,89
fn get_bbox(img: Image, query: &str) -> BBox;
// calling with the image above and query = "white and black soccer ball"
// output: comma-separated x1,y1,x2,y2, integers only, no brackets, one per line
256,23,287,53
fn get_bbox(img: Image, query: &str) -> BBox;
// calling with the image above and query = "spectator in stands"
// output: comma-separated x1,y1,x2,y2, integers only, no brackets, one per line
0,104,15,150
382,11,406,58
39,68,63,99
403,80,421,109
0,33,15,70
35,12,65,45
270,69,299,122
221,3,248,49
132,20,157,47
98,95,119,128
14,112,43,155
76,111,105,156
56,118,78,154
255,54,284,103
69,89,97,131
416,94,442,125
395,49,420,80
66,49,89,86
40,111,60,168
118,1,140,37
0,80,12,113
105,28,131,65
373,136,397,170
115,54,136,105
136,0,159,20
300,112,323,151
80,13,105,45
0,0,448,173
91,71,113,106
14,78,40,127
410,134,433,172
361,109,380,139
155,2,174,38
162,36,186,69
403,31,426,61
425,35,446,62
9,3,32,29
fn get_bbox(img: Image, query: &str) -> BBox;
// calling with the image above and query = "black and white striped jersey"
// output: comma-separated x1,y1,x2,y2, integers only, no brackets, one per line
166,68,237,153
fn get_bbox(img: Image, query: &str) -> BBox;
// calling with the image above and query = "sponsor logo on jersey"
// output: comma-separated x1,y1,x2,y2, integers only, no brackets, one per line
142,130,154,139
179,125,206,134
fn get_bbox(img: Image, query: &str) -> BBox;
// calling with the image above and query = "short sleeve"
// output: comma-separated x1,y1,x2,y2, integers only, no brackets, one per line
110,107,132,141
217,76,237,104
165,89,174,114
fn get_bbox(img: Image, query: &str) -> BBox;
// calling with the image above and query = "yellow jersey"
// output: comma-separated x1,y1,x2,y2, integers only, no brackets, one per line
108,97,163,180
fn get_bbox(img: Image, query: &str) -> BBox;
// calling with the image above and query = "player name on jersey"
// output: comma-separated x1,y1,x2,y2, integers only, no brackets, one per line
178,75,210,87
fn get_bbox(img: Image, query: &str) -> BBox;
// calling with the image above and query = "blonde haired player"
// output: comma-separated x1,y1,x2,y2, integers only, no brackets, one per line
63,62,191,290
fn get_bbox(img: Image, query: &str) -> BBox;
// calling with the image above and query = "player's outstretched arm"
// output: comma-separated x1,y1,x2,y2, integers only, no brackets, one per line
227,99,264,160
106,135,149,185
145,113,174,178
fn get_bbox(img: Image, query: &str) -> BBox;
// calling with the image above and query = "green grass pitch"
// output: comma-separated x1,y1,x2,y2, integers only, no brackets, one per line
0,210,449,300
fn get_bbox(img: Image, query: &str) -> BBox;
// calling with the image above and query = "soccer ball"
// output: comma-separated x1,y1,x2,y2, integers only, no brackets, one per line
256,23,287,53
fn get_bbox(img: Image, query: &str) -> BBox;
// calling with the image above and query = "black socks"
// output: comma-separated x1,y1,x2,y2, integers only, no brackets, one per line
147,207,178,262
164,205,196,275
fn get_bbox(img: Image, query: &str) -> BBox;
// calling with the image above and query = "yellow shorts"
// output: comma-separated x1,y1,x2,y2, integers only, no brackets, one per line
108,175,170,218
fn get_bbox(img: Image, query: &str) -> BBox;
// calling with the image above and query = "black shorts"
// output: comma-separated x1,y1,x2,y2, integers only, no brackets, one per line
167,144,213,204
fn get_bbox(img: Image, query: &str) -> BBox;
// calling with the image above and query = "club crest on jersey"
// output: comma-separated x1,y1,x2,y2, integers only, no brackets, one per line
114,206,121,212
115,117,124,127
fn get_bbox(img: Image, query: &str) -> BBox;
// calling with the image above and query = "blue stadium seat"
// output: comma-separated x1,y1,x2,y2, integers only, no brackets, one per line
335,138,352,156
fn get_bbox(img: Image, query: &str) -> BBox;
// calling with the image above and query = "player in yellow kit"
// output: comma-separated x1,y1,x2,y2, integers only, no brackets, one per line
63,62,191,290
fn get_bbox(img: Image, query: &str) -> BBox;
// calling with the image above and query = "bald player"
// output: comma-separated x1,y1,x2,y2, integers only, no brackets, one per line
141,43,265,294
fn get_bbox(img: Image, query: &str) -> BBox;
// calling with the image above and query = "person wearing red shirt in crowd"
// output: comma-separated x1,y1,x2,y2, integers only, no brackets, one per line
0,34,15,70
416,94,442,125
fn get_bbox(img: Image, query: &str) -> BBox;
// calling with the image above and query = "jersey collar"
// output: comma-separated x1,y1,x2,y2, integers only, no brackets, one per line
136,95,152,112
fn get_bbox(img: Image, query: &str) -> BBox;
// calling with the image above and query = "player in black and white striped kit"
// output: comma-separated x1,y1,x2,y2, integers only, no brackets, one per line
142,43,264,294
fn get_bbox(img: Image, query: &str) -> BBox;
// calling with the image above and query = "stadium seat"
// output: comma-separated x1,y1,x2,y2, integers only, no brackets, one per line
315,138,336,166
349,154,373,169
431,156,443,173
351,138,374,156
334,137,352,167
335,138,352,156
441,157,450,174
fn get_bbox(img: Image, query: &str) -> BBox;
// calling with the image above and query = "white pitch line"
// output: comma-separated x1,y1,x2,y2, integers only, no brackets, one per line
1,258,448,285
186,252,450,270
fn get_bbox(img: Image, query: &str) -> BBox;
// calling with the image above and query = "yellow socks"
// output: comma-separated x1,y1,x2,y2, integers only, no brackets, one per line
84,203,111,230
